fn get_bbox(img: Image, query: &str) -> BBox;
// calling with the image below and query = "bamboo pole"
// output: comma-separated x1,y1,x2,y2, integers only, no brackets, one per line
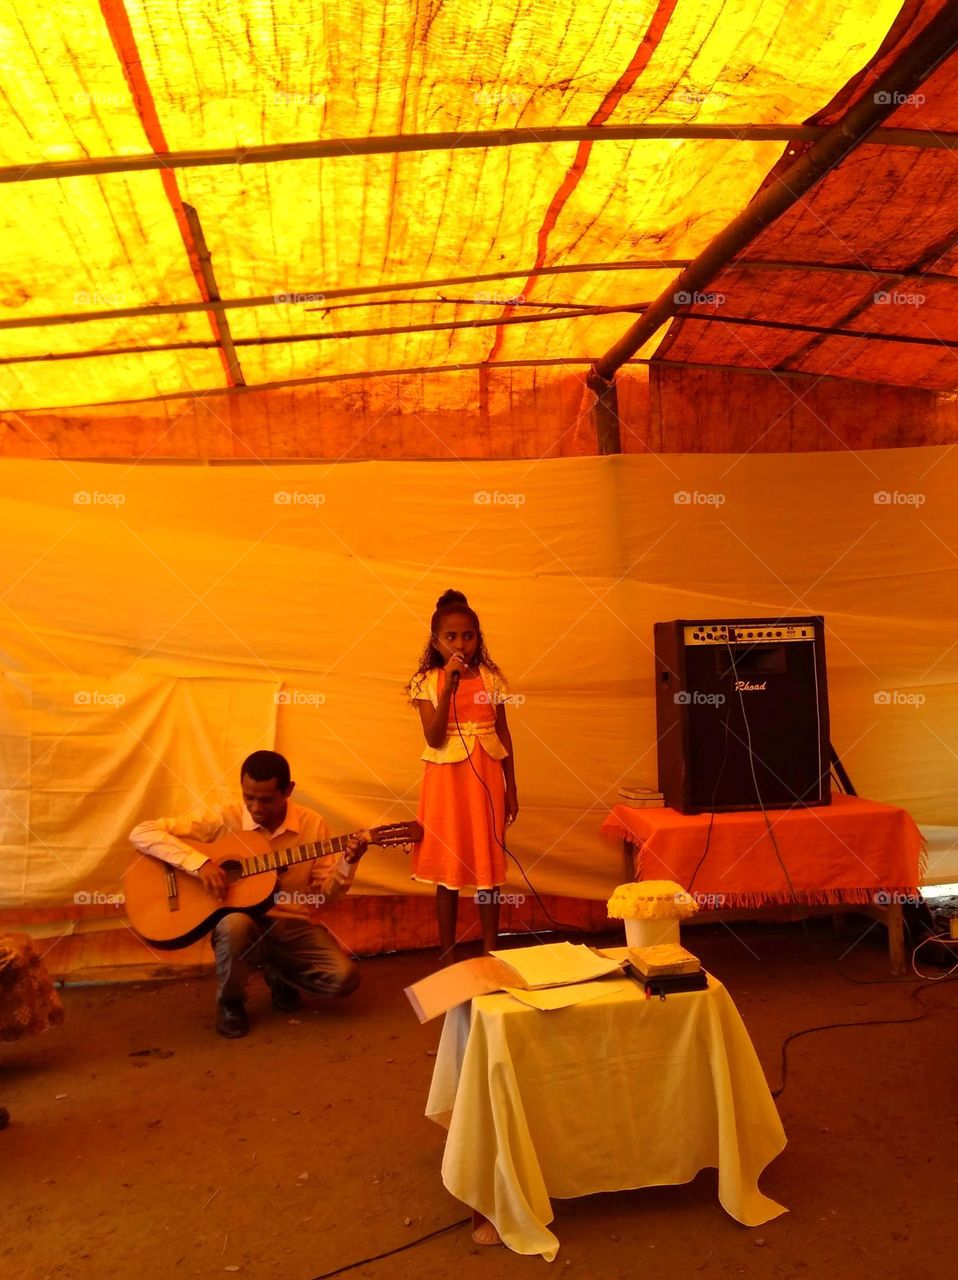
668,312,958,349
181,204,245,387
0,303,649,367
8,307,954,371
10,304,957,371
0,261,684,332
4,259,957,335
586,368,622,454
2,123,956,185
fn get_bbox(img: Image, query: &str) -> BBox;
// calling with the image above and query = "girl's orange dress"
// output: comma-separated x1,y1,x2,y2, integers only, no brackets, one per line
409,667,508,890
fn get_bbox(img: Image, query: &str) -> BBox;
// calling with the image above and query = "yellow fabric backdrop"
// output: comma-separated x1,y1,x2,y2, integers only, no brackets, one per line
1,449,955,923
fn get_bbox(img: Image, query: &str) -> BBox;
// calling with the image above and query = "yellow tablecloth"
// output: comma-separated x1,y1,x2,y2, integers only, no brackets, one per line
425,976,786,1259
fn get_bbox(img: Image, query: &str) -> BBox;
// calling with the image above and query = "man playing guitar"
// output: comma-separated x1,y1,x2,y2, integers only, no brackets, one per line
129,750,369,1039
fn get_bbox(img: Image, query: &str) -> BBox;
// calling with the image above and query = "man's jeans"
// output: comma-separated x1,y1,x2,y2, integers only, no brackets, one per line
211,912,359,1003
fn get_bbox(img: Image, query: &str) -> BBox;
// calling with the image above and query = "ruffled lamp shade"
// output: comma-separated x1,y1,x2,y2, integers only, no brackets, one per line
607,881,698,949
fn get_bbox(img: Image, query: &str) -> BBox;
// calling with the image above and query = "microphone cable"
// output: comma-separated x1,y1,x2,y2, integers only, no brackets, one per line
448,673,592,937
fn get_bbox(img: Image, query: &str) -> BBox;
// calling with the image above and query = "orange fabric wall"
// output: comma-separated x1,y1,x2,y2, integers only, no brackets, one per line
2,365,956,460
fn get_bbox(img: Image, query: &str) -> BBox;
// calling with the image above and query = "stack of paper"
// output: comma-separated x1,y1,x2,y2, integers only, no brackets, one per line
405,943,625,1022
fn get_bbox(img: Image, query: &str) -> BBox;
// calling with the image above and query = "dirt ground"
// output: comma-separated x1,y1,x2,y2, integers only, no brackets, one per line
2,919,955,1280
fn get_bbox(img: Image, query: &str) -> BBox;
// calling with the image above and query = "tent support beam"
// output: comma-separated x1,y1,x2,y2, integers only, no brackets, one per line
2,123,958,185
0,261,681,332
590,1,958,385
0,304,650,367
586,369,622,454
665,312,958,348
182,204,245,387
4,259,958,335
9,305,958,370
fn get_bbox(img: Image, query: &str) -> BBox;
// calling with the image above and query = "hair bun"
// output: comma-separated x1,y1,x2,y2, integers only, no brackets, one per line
436,588,468,609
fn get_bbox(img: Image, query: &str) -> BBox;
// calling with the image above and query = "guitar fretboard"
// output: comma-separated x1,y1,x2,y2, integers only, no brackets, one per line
238,833,354,878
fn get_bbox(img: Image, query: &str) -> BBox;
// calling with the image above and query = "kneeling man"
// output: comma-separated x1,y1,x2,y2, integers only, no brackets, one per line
129,750,367,1038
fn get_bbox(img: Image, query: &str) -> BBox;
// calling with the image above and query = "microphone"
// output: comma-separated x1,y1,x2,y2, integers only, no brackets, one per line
450,668,461,691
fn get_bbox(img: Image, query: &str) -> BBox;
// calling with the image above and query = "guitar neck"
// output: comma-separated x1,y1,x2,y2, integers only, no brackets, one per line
239,833,355,879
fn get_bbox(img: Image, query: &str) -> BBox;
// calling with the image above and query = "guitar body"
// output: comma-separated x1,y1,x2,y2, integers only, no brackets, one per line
124,830,280,950
123,821,422,950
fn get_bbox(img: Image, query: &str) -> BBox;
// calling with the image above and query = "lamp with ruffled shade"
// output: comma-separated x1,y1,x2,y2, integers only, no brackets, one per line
607,881,699,948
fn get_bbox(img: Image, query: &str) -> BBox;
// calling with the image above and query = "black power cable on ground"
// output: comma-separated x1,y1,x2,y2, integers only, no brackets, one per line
309,1217,471,1280
770,975,957,1099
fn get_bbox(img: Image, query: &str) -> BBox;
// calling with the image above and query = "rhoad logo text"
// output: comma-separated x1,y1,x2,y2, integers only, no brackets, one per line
735,679,767,692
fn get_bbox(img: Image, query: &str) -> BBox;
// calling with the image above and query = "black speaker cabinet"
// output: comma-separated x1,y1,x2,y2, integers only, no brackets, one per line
654,617,830,814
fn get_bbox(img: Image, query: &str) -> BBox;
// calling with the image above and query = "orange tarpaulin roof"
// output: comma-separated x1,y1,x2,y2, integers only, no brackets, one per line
3,0,938,428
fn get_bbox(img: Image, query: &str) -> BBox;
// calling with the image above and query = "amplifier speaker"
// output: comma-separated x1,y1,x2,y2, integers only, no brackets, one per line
654,617,830,814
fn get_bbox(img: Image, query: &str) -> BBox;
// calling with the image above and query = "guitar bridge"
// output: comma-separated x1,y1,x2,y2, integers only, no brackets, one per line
164,866,180,913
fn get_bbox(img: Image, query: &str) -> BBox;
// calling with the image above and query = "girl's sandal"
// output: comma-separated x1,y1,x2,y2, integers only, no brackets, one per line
471,1210,502,1246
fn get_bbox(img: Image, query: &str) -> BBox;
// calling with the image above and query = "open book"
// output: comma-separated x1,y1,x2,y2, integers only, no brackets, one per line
405,942,625,1022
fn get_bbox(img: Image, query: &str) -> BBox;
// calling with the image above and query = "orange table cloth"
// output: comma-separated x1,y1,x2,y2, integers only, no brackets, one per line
601,794,924,908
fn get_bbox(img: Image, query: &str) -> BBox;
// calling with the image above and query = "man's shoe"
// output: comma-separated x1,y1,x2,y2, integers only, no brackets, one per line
268,979,302,1013
216,999,249,1038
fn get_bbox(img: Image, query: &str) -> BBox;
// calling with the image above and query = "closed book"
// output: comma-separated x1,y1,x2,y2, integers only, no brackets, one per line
628,943,701,978
618,786,665,806
643,971,710,998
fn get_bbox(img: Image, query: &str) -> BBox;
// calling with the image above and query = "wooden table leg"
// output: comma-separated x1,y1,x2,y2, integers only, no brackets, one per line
623,839,637,879
887,903,906,976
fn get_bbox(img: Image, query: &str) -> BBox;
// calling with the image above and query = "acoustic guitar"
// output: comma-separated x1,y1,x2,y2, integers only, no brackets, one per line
124,821,422,950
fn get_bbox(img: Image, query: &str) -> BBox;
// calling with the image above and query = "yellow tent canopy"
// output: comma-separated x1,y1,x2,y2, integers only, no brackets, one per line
2,0,956,456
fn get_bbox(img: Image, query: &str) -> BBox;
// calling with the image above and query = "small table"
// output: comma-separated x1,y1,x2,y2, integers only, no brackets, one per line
602,795,924,974
425,975,786,1259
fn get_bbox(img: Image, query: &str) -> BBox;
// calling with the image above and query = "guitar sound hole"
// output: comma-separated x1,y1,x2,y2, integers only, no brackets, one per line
220,860,243,884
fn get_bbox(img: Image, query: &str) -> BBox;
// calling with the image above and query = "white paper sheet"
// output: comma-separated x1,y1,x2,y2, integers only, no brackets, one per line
490,942,624,989
503,978,628,1010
